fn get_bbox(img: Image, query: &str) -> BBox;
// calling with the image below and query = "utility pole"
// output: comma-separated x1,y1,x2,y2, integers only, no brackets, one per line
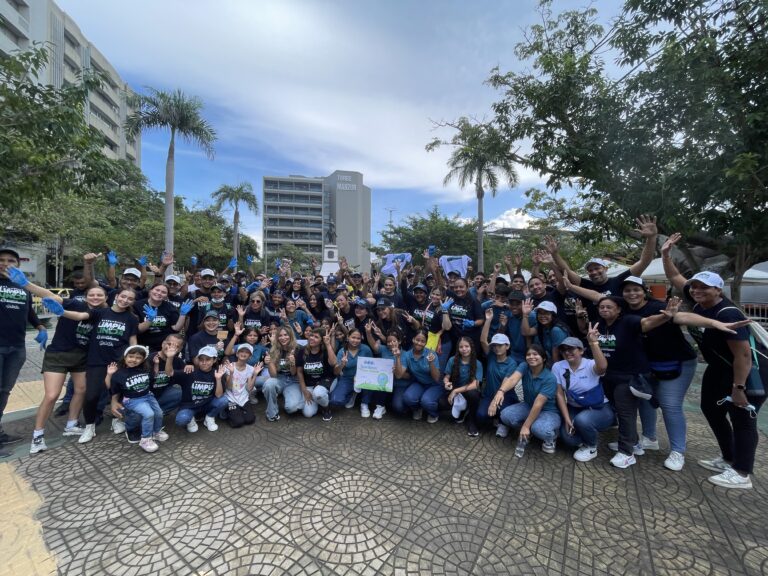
385,208,397,228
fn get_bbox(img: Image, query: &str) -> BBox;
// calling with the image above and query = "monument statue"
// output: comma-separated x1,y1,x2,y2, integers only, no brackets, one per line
326,219,336,244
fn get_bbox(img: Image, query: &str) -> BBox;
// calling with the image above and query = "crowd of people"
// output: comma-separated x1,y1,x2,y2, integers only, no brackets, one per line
0,218,762,490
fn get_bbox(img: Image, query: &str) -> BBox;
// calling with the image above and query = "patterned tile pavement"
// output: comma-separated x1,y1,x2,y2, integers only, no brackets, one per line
3,345,768,575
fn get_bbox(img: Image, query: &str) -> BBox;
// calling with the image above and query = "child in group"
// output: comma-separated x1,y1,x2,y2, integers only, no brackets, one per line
222,344,261,427
172,345,229,433
440,336,483,436
225,325,270,404
107,344,173,453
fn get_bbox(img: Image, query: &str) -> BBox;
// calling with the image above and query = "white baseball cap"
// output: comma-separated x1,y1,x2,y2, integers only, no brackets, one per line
196,345,219,358
490,333,510,346
236,343,254,355
535,301,558,314
200,268,216,278
165,274,182,284
584,258,611,269
123,267,141,278
621,275,645,287
688,271,724,289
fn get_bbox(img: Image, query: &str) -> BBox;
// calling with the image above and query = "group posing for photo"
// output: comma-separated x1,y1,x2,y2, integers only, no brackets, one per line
0,221,762,490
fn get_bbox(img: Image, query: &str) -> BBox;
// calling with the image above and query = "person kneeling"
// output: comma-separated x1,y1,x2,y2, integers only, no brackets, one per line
173,346,229,433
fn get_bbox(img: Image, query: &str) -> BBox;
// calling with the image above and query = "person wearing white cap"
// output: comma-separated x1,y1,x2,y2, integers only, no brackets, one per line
663,233,763,489
106,265,147,306
521,299,570,365
479,315,520,437
544,216,658,317
172,345,229,433
163,274,186,310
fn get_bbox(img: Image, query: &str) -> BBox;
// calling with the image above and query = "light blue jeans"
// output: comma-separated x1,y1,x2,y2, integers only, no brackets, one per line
123,394,163,438
559,403,616,448
500,403,561,444
263,375,300,419
175,395,229,426
638,358,697,453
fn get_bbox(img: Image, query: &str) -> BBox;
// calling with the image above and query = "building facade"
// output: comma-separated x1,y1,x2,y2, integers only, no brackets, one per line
262,170,371,272
0,0,140,165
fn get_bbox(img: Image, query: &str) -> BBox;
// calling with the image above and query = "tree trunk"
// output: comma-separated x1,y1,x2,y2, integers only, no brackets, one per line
164,128,176,273
730,244,752,306
476,180,485,274
233,205,240,260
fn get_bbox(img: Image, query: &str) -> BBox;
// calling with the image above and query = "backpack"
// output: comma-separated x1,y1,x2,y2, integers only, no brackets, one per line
713,306,768,396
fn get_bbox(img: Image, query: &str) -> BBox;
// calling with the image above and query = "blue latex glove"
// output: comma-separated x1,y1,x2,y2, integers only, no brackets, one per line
246,255,254,265
228,257,237,269
274,258,281,270
462,319,475,330
137,255,148,267
191,255,198,266
180,300,194,315
142,304,158,322
271,274,280,285
246,281,261,292
34,329,48,350
43,297,64,316
7,266,28,287
307,318,315,326
107,250,118,267
441,298,454,311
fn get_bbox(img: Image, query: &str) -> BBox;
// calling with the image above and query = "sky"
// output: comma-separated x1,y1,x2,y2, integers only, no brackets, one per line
57,0,623,252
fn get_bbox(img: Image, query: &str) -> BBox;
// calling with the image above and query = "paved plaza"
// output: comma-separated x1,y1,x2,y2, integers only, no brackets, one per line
2,342,768,576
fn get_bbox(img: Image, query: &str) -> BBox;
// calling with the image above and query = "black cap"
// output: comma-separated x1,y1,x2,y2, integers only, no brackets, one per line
507,290,526,302
376,296,394,308
413,283,428,293
0,246,20,261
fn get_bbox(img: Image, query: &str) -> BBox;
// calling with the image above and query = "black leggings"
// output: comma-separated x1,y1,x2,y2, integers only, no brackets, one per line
227,402,256,428
84,365,109,425
439,388,481,425
700,367,765,474
602,371,640,456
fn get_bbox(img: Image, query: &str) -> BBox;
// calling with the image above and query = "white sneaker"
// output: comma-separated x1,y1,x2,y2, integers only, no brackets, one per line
574,445,598,462
29,436,47,454
495,423,510,438
62,425,84,437
708,468,752,490
345,391,357,409
640,436,659,450
360,404,371,418
111,419,126,434
139,437,159,453
78,424,96,444
610,452,636,468
698,456,731,473
372,405,386,420
542,441,556,454
426,414,438,424
203,416,218,432
664,451,685,471
186,419,198,433
153,430,169,442
412,408,423,421
608,441,645,455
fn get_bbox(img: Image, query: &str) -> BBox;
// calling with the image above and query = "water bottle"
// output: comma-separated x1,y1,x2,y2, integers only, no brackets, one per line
515,435,528,458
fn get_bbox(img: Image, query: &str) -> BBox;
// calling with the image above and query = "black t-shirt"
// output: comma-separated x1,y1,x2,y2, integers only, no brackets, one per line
337,306,357,332
581,270,631,320
134,299,181,351
69,288,88,303
243,308,271,332
411,304,448,345
296,346,333,387
685,289,750,372
86,307,139,366
109,366,152,399
0,278,33,347
107,287,147,307
187,331,221,362
149,352,185,391
167,293,184,310
445,290,483,341
624,299,696,362
597,314,650,374
189,303,234,335
47,299,91,353
175,368,218,407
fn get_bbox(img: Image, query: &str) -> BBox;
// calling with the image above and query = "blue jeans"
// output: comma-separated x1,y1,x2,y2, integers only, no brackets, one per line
175,395,229,426
124,394,163,438
402,381,440,413
436,340,452,374
329,375,355,408
421,385,449,418
559,403,616,448
262,374,299,419
638,358,697,453
155,385,182,414
361,388,389,408
476,391,518,426
500,403,561,444
389,380,411,415
0,344,26,423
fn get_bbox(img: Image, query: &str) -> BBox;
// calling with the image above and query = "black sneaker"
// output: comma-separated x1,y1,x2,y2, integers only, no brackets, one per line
322,407,333,422
467,422,479,437
629,378,653,401
0,431,22,445
54,403,70,417
124,428,141,444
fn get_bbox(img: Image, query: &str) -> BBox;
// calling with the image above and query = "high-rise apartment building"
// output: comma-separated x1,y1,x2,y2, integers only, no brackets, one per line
0,0,140,165
262,170,371,272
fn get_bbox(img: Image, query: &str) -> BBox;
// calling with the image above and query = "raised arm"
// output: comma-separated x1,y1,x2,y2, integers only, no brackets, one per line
628,214,658,277
544,236,581,286
661,233,687,292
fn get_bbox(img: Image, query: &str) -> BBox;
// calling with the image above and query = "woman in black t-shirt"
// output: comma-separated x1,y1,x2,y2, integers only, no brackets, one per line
295,328,337,420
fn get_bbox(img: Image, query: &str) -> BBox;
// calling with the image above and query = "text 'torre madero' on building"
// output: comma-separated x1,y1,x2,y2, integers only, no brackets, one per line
262,171,371,272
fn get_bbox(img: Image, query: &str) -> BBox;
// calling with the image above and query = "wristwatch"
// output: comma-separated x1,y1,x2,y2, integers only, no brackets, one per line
734,384,746,390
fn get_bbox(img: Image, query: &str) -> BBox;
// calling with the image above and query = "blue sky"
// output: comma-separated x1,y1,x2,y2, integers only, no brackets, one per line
58,0,622,252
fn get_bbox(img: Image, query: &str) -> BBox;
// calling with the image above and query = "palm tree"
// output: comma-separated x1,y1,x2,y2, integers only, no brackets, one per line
211,182,259,259
126,88,216,261
427,118,519,273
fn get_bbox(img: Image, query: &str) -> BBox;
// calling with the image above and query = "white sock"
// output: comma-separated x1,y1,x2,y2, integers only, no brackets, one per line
66,419,78,429
33,429,45,438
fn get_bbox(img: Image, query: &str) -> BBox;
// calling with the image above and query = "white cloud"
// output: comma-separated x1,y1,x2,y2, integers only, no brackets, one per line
487,208,534,230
